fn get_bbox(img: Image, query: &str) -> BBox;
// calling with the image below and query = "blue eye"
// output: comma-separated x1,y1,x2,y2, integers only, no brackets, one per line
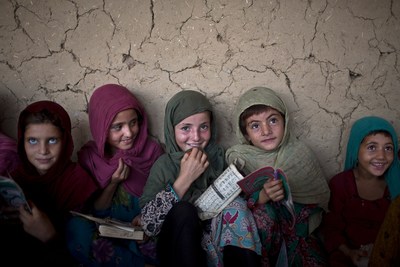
48,138,58,144
28,138,38,145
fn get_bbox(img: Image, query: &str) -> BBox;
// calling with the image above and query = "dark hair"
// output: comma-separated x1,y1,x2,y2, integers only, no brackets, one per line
23,109,64,133
362,130,392,142
239,104,285,136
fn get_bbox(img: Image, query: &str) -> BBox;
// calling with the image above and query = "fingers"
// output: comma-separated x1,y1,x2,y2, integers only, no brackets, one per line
264,179,284,202
113,158,129,182
184,147,208,163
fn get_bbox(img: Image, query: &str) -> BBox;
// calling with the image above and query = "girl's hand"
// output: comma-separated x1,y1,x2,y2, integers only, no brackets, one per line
173,148,209,198
179,147,209,184
259,178,284,204
131,214,149,243
19,201,56,243
347,248,369,266
111,158,130,185
131,214,141,227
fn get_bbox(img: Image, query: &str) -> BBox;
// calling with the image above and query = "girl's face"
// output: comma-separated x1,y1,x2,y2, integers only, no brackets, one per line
174,111,211,152
24,123,63,175
107,109,139,154
244,107,285,151
356,132,394,178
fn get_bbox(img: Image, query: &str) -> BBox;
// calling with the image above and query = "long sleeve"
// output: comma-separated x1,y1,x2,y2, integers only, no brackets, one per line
141,184,179,236
323,173,351,253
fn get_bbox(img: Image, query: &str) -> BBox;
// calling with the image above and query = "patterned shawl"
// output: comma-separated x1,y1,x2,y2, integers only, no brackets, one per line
226,87,330,210
139,90,225,206
344,116,400,199
78,84,164,197
12,101,98,213
0,132,19,176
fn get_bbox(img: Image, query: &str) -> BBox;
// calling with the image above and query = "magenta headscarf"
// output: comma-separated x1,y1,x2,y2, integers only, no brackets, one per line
78,84,164,197
0,132,19,176
12,101,98,212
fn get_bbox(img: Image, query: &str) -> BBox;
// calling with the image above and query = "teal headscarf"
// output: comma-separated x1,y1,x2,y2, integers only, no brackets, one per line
344,116,400,199
140,90,225,206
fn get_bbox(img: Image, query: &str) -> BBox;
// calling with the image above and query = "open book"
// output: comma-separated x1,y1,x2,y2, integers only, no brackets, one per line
0,175,32,214
194,164,244,220
70,211,144,240
195,164,295,226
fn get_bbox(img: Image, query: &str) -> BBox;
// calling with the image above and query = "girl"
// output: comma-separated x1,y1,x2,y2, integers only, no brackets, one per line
323,116,400,267
1,100,98,266
67,84,164,266
226,86,330,266
140,90,261,267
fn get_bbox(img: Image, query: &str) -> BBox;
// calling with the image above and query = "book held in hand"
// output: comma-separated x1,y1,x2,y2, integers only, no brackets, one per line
0,175,32,214
70,211,144,240
195,164,244,220
194,163,295,227
237,166,296,228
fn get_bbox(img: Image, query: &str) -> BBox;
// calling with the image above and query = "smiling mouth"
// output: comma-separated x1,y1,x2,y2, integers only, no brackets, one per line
188,143,202,147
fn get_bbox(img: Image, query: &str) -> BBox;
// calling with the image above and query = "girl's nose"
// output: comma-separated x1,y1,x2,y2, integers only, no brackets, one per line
261,123,272,136
39,143,49,154
123,125,133,137
192,129,200,141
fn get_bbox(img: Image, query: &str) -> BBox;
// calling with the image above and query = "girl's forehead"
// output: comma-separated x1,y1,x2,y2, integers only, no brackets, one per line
176,111,211,124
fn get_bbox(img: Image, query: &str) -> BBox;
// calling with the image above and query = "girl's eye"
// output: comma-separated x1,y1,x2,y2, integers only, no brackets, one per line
250,123,260,130
181,126,190,132
28,138,38,145
48,138,58,144
129,120,137,127
366,145,376,151
200,124,209,131
270,117,278,125
385,145,394,152
110,124,122,131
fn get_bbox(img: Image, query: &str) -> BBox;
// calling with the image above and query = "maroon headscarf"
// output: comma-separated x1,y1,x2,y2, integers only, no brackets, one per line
0,132,19,176
11,101,98,213
78,84,164,197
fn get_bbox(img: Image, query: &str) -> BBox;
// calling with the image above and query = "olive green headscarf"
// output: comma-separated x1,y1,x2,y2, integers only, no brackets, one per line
140,90,225,207
226,87,330,211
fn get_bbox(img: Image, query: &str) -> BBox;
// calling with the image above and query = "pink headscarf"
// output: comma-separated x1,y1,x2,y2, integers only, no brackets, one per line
0,132,19,176
78,84,164,197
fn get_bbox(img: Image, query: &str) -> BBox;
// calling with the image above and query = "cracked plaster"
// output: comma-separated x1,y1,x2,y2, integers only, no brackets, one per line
0,0,399,179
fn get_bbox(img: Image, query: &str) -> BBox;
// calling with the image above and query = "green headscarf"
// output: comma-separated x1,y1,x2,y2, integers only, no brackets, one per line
344,116,400,199
226,87,330,210
139,90,225,206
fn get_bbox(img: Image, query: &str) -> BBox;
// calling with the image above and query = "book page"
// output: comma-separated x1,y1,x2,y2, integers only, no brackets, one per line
0,175,32,214
194,164,244,220
98,224,144,240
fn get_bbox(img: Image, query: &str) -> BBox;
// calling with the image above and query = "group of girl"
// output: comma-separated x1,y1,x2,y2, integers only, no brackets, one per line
0,84,399,267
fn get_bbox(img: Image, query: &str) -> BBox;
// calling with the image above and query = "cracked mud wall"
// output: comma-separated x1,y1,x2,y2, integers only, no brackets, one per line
0,0,399,179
